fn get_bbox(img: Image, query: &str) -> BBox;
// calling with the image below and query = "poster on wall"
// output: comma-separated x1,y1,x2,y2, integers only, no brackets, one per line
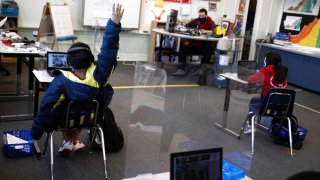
283,0,320,15
209,2,217,12
238,0,246,15
164,0,191,3
284,15,302,31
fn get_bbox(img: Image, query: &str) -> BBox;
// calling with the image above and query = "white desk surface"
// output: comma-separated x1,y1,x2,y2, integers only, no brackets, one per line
258,43,320,59
0,39,51,55
33,70,54,83
123,172,252,180
219,72,248,84
153,28,220,42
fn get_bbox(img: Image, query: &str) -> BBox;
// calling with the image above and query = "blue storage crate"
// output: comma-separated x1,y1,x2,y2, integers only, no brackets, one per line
223,160,245,180
2,130,33,158
277,125,308,142
1,7,19,16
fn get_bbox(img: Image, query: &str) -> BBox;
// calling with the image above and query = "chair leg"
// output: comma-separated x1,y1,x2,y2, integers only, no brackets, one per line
239,112,253,139
287,117,293,157
50,131,55,180
251,115,256,155
97,126,108,178
43,133,50,157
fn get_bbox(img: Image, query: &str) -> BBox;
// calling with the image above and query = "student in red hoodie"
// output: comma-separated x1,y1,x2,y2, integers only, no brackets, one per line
244,51,288,134
172,8,216,76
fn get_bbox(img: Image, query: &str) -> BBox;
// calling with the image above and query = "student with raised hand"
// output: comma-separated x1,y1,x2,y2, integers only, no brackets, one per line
244,51,288,134
31,4,124,154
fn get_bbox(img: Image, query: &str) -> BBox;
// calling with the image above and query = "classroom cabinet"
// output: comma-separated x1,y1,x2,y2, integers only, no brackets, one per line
255,44,320,92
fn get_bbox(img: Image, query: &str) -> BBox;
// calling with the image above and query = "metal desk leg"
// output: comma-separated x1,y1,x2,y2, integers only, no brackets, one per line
158,34,164,68
34,79,39,117
0,57,35,122
28,57,35,116
214,78,241,137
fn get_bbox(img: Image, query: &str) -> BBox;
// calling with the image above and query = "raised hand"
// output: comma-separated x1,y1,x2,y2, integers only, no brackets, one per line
111,3,124,25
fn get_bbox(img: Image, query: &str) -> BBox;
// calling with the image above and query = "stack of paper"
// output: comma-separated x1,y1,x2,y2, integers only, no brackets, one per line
6,133,28,144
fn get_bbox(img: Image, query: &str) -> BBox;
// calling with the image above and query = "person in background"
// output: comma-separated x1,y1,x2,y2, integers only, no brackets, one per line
244,51,288,134
172,8,216,76
30,4,124,154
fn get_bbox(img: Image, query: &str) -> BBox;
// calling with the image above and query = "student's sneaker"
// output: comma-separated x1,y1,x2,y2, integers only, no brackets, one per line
73,140,85,152
244,122,256,134
58,140,73,155
244,124,252,134
172,69,186,76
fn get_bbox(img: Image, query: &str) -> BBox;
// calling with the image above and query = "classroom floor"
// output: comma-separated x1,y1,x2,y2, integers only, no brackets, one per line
0,61,320,180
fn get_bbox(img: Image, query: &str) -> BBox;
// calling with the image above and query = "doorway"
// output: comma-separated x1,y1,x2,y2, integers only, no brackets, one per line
241,0,257,60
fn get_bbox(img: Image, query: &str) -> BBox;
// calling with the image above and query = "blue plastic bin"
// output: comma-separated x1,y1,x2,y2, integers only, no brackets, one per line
277,125,308,141
2,130,33,158
223,160,245,180
1,7,19,16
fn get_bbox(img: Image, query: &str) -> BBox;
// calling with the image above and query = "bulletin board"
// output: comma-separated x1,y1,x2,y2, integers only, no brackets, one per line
280,0,320,35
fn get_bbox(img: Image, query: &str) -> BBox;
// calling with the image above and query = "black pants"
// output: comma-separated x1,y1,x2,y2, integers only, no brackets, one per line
178,41,216,69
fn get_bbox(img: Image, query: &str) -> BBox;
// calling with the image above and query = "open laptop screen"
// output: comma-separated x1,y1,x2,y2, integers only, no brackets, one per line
237,60,257,80
47,52,70,71
170,148,222,180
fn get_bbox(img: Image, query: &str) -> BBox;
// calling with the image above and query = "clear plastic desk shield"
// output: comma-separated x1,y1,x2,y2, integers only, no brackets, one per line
124,62,167,177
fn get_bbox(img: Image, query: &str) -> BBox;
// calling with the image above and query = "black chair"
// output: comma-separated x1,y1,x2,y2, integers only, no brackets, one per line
239,88,296,157
42,100,107,179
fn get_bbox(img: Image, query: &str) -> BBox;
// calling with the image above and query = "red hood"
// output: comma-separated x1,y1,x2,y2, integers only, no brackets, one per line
260,65,275,76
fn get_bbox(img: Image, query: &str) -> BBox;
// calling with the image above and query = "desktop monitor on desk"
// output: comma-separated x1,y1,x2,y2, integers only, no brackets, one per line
166,9,178,33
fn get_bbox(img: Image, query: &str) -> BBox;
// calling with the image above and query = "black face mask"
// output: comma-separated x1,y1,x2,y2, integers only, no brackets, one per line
198,17,206,23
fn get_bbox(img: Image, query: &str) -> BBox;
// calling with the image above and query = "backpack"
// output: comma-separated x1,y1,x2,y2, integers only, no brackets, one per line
90,107,124,152
270,115,306,150
90,84,124,153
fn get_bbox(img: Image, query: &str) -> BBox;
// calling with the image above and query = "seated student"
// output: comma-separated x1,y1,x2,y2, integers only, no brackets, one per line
30,4,124,154
244,51,288,134
172,8,216,76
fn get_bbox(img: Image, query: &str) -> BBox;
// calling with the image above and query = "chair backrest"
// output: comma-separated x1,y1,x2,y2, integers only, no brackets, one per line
258,88,295,118
63,100,99,129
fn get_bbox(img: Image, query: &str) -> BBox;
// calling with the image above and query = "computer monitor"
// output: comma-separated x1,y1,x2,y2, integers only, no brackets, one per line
170,148,223,180
166,9,178,33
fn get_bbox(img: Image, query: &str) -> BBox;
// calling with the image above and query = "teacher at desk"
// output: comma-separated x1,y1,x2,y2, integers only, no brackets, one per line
172,8,216,76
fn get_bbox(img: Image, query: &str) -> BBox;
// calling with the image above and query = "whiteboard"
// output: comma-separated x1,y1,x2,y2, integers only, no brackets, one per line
50,5,74,37
83,0,141,29
15,0,84,30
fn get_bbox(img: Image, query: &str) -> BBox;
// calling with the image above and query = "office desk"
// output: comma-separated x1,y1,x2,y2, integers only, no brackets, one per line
152,28,220,64
214,73,248,138
0,42,51,121
32,70,53,116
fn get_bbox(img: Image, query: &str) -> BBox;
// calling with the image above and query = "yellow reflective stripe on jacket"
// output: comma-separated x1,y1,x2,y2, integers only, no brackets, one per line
52,94,65,110
104,65,115,86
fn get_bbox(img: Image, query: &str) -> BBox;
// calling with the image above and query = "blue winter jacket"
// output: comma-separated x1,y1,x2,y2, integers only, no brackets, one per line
31,20,121,140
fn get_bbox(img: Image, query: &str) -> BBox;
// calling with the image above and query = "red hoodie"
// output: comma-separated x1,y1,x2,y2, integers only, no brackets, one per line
247,65,287,97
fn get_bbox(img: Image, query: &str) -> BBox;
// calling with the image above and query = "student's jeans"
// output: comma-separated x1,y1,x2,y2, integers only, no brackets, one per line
177,41,215,70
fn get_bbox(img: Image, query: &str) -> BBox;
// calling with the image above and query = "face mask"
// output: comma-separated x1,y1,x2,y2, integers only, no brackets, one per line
198,17,206,23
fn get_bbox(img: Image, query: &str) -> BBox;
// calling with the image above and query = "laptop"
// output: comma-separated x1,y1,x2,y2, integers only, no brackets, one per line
237,60,257,81
170,148,223,180
46,52,71,76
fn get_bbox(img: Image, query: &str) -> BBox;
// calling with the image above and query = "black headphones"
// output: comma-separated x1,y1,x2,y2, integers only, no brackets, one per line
67,46,95,65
